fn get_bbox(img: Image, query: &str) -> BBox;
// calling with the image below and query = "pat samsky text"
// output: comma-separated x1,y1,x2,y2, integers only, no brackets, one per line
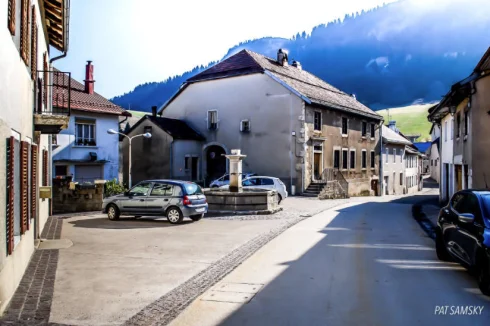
434,306,484,315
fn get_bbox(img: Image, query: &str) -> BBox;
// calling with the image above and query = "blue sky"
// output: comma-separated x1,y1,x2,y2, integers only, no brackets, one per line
53,0,396,99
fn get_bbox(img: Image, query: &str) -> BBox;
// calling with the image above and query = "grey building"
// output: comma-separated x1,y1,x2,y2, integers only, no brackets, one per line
153,49,383,196
121,111,205,185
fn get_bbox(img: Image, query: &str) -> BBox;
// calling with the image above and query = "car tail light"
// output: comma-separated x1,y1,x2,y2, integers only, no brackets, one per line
183,196,192,206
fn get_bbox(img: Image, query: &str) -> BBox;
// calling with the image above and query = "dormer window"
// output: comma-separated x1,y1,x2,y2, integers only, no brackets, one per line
208,110,218,130
240,119,251,133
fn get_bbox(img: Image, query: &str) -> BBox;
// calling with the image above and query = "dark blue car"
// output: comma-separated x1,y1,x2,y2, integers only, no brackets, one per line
436,190,490,296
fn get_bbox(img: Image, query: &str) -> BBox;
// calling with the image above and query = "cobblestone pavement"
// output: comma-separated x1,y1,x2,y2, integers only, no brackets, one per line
0,217,66,326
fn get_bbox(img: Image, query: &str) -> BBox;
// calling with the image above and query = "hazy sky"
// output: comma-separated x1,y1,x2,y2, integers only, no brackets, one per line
53,0,397,99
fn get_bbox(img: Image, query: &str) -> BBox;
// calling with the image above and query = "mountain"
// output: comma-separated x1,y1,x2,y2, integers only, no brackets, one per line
111,0,490,113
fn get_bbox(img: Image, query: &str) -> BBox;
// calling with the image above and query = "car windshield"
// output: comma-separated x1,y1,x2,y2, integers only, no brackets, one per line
185,183,203,195
481,194,490,218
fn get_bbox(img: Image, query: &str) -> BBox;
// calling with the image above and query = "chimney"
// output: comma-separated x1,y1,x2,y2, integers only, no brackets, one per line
84,61,95,95
292,60,302,70
351,94,356,99
388,120,397,131
151,106,157,117
277,49,289,66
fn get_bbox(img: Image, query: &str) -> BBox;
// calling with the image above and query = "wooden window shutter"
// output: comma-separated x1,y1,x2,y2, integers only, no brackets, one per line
20,141,29,234
6,137,15,254
30,6,37,80
42,149,48,186
20,0,29,65
43,52,48,107
8,0,15,35
31,144,38,222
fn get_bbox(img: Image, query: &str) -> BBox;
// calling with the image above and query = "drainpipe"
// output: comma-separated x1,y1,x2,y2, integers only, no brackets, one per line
50,52,67,64
289,94,294,195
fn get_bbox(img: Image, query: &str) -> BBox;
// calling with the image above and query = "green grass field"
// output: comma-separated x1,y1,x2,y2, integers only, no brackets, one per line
127,110,148,118
377,104,436,142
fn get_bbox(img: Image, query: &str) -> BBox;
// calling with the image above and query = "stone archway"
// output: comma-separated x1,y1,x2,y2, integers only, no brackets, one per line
205,145,227,184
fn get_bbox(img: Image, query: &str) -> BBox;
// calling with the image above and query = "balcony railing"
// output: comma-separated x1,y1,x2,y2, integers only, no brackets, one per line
34,70,71,115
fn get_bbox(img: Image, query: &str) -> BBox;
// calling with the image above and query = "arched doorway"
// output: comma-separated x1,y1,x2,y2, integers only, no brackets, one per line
205,145,226,184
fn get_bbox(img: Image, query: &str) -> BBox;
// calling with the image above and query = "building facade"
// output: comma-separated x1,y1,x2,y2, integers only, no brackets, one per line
428,47,490,203
52,62,130,183
157,49,383,196
428,123,440,183
0,0,69,313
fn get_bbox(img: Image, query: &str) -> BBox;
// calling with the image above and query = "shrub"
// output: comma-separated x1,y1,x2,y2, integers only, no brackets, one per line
104,179,127,197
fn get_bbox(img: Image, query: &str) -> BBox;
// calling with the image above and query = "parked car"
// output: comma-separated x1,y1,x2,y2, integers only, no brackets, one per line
435,189,490,296
210,173,257,188
220,176,288,203
102,180,208,224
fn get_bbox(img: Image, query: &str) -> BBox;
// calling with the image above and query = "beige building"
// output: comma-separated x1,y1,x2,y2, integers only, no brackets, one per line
428,47,490,203
381,125,423,195
0,0,70,313
154,49,383,196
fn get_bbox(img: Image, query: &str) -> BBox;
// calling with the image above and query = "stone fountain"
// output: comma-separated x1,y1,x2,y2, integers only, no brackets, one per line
204,149,281,215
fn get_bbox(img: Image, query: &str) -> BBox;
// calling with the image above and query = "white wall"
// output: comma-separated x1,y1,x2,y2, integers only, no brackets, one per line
430,143,440,182
52,111,120,181
0,0,52,314
162,73,304,192
440,114,454,202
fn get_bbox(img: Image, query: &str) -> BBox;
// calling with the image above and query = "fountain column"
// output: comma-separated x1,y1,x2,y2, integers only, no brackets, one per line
223,149,247,192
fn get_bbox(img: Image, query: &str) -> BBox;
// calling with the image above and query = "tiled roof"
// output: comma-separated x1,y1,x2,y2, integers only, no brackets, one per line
52,69,130,116
186,49,382,120
475,47,490,72
127,115,205,141
382,125,412,145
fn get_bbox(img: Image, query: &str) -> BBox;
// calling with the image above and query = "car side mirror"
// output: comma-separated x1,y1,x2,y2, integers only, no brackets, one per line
124,191,130,197
458,213,474,224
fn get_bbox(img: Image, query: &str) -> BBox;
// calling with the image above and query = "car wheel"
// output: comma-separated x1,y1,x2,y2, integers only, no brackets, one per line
277,194,282,204
435,227,450,261
190,214,203,222
166,207,183,224
107,204,120,221
478,258,490,296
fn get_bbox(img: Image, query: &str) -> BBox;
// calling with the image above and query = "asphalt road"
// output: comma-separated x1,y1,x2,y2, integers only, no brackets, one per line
170,198,490,326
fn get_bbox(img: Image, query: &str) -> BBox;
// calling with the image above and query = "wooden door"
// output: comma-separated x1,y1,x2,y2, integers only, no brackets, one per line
456,165,463,191
314,153,321,179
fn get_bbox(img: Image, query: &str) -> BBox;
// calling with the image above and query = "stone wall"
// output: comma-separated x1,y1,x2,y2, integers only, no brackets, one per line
52,179,105,214
347,178,374,197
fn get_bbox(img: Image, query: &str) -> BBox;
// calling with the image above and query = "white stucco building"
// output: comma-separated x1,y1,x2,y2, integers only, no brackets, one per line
428,123,440,183
52,62,130,183
0,0,69,314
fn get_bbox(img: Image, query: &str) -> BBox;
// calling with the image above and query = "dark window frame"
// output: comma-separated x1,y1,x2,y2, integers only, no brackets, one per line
350,150,355,169
314,111,322,131
341,117,348,135
334,150,340,169
361,150,367,169
370,123,375,138
370,151,375,169
342,149,348,170
361,121,367,137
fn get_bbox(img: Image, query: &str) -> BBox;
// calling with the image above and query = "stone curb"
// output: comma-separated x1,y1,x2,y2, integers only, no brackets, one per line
207,207,283,216
411,202,437,241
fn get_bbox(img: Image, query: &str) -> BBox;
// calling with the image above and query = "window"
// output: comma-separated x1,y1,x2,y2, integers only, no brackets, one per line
445,121,447,142
350,150,355,169
464,111,469,136
334,150,340,169
75,118,96,146
370,151,375,169
431,160,433,166
208,110,218,130
399,149,404,163
52,135,58,146
435,159,437,167
184,183,203,195
342,149,348,170
8,0,15,35
342,117,348,135
240,120,251,132
456,113,461,138
314,145,322,151
20,0,29,64
314,112,322,131
361,151,367,169
55,165,68,177
128,182,153,196
260,178,274,186
385,148,389,163
451,118,454,140
400,173,403,185
150,183,174,196
392,148,396,163
362,121,367,137
370,124,375,138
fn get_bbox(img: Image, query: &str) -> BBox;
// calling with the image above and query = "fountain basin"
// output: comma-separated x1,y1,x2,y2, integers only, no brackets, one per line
204,188,282,215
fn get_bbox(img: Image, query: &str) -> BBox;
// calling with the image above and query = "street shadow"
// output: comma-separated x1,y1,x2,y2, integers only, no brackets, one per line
423,177,439,189
216,201,489,326
68,217,194,229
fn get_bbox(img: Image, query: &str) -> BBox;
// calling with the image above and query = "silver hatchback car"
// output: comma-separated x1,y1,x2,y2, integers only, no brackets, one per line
102,180,208,224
